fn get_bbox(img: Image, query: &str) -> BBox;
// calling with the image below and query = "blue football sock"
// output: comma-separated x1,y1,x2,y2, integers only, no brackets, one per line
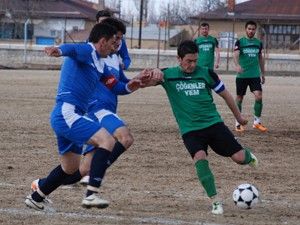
32,165,70,202
87,148,110,197
62,170,82,185
107,141,126,167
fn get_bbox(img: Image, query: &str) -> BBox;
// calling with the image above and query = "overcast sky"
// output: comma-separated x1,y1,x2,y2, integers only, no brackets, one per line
86,0,251,19
113,0,250,18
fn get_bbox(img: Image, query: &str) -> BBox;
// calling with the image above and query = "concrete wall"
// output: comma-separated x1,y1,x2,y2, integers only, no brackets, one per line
0,44,300,74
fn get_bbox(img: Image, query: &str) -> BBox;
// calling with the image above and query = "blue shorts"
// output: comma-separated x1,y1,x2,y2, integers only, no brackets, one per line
83,109,125,155
50,102,102,155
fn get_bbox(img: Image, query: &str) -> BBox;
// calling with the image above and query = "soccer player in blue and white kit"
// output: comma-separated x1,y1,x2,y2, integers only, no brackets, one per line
60,18,138,186
25,23,145,210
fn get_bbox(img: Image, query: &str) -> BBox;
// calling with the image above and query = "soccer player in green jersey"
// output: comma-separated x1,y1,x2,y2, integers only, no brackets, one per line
194,22,220,70
233,20,267,132
143,40,258,215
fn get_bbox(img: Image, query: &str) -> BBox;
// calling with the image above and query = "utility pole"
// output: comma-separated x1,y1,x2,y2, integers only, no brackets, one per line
138,0,144,49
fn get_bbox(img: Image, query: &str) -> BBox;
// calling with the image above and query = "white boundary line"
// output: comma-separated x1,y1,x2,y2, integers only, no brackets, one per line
0,207,223,225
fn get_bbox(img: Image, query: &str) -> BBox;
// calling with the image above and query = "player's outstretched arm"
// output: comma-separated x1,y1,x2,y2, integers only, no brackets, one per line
137,68,164,88
44,47,62,57
218,89,248,126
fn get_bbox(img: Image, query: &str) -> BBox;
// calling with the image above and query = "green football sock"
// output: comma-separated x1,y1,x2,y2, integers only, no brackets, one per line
254,100,263,117
242,148,253,165
236,100,242,112
195,160,217,197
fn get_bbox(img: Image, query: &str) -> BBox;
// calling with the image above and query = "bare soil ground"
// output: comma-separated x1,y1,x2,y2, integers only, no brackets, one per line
0,70,299,225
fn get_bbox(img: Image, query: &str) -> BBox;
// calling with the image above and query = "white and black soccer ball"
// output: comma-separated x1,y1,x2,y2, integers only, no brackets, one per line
233,183,260,209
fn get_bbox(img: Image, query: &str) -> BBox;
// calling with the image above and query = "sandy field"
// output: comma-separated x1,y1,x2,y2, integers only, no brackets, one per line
0,70,299,225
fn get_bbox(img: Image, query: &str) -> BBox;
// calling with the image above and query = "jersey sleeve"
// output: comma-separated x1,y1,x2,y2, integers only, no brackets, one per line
118,39,131,70
208,69,225,93
100,65,131,95
118,66,130,83
59,43,92,63
259,42,263,54
234,39,240,51
215,38,219,48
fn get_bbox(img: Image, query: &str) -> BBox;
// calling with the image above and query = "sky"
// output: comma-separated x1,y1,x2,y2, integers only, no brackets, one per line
88,0,250,19
115,0,250,18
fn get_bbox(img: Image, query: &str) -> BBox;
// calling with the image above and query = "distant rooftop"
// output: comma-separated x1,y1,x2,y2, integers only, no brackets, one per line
191,0,300,21
0,0,105,20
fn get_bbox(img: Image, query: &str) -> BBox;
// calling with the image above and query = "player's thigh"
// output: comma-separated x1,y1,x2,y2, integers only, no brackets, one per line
249,77,262,95
182,130,209,158
208,122,243,157
91,109,126,135
236,78,249,96
51,102,102,148
87,127,115,150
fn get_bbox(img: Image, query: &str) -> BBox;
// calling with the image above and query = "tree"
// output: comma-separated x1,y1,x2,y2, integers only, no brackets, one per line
201,0,225,12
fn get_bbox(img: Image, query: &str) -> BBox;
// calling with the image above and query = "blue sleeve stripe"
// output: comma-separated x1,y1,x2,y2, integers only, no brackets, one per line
213,80,225,93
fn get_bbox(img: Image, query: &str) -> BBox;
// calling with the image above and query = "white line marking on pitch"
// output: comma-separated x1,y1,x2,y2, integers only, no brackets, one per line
0,208,223,225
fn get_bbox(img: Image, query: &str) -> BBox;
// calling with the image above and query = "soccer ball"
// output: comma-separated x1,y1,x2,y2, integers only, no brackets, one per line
233,183,260,209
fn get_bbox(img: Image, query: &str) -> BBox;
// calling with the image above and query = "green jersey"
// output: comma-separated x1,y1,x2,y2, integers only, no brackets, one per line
161,66,224,135
234,37,263,78
194,35,218,69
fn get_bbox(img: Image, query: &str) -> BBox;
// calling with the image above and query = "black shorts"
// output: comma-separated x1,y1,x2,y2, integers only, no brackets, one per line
182,122,243,158
236,77,262,96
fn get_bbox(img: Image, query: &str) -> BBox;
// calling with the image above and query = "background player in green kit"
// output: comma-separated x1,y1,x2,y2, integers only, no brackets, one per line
142,40,258,215
194,22,220,70
233,20,267,132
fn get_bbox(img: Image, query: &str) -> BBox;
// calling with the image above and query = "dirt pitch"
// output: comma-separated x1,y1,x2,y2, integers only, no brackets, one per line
0,70,299,225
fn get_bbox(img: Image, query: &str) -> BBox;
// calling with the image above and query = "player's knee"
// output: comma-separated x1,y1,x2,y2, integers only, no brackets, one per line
255,95,262,101
114,129,134,149
193,150,206,162
62,165,79,175
91,132,115,150
119,134,134,149
231,150,244,164
79,164,90,177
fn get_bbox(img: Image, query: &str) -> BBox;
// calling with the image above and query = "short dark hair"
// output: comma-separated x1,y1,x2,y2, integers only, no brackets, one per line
200,22,209,28
245,20,257,28
88,23,116,43
96,9,112,21
177,40,198,58
100,17,126,34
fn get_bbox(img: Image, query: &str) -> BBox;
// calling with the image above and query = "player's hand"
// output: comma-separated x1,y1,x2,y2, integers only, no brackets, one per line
261,75,265,84
149,68,164,82
127,79,142,92
45,47,61,57
235,65,243,73
134,68,152,83
236,115,248,126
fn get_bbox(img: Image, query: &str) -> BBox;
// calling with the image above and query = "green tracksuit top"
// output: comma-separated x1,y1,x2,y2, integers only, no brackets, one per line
234,37,263,78
194,35,218,69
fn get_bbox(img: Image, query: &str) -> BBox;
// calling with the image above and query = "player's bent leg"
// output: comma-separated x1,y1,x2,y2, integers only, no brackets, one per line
26,152,81,210
235,95,245,132
252,91,267,132
193,151,223,214
114,126,134,149
79,151,95,186
88,127,115,150
231,148,258,167
82,128,115,208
